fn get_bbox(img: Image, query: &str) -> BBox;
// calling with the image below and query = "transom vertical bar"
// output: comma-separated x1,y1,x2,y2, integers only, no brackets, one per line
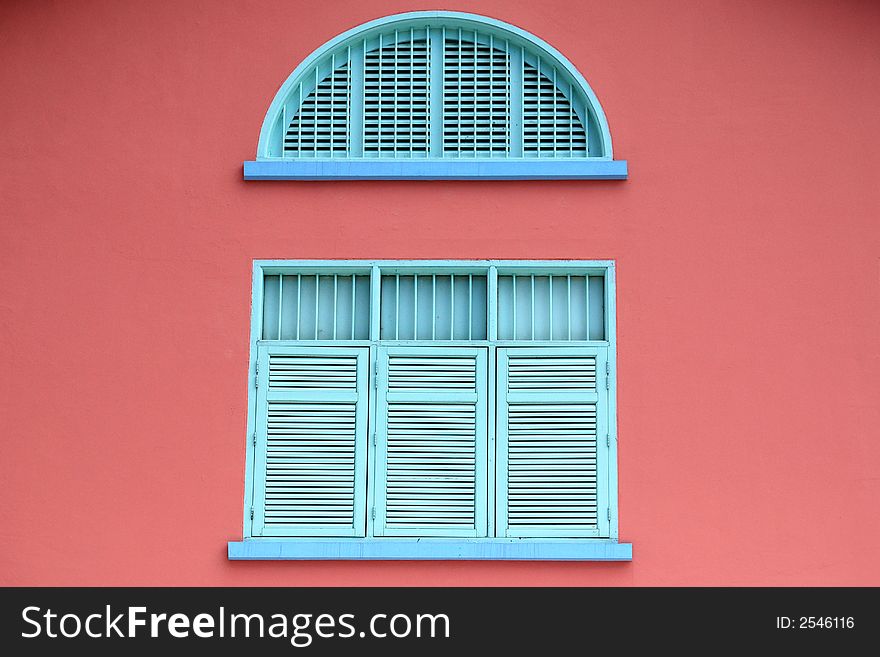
566,275,572,340
296,275,301,340
314,274,320,339
468,275,473,340
395,275,400,340
332,275,338,339
277,274,283,339
530,274,536,340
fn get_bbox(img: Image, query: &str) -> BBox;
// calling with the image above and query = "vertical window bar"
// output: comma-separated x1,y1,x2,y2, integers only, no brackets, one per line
512,274,517,340
549,274,554,340
472,29,478,157
521,46,525,155
431,274,436,339
330,53,335,159
314,274,319,340
378,33,383,156
395,274,400,340
393,29,398,158
361,38,366,156
346,45,352,155
569,81,574,155
277,274,283,339
314,66,319,158
297,82,303,154
450,274,455,340
410,28,414,156
530,274,535,340
332,274,338,339
296,275,301,340
567,275,572,340
455,28,464,155
552,67,558,156
489,34,494,157
536,56,541,159
584,274,590,341
414,273,419,340
351,275,356,339
468,274,473,340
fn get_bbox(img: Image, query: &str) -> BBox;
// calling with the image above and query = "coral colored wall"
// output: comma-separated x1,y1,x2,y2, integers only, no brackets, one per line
2,0,879,586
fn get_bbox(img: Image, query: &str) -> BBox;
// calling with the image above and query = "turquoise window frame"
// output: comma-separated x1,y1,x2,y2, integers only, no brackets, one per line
244,12,628,181
229,260,631,561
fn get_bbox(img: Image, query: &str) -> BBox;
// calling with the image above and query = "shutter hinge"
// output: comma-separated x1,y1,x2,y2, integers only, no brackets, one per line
373,362,378,389
606,433,610,448
371,507,376,521
250,506,254,520
372,431,376,446
605,377,610,390
252,432,257,447
607,508,611,521
255,360,259,388
605,361,610,389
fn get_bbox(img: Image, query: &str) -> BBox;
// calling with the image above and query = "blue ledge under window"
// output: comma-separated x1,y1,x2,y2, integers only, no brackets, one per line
228,539,633,561
245,12,628,181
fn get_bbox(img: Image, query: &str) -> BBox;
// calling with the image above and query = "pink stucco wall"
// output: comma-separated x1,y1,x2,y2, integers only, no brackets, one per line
1,0,878,585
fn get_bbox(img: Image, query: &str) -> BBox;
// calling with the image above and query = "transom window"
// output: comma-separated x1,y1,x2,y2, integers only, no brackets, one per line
229,261,630,560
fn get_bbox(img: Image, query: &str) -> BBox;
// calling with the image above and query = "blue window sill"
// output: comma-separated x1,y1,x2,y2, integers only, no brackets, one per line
242,159,628,181
228,539,632,561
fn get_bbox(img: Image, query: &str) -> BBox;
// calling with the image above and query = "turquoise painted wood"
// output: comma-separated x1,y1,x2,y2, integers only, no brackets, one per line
374,346,488,537
496,347,610,538
228,538,632,561
243,159,627,180
252,345,369,537
238,261,623,557
246,11,627,180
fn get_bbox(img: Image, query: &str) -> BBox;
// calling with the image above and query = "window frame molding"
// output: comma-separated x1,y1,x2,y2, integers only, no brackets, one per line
244,11,628,181
229,260,631,561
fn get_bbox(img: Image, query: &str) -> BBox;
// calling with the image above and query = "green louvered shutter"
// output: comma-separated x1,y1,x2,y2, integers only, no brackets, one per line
496,347,609,537
375,347,488,537
252,346,368,537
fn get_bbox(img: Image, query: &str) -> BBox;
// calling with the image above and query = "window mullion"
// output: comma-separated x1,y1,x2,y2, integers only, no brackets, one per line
428,26,443,157
350,39,365,157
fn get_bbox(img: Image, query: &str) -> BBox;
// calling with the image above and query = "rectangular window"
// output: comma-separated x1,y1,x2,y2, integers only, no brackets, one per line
232,261,629,560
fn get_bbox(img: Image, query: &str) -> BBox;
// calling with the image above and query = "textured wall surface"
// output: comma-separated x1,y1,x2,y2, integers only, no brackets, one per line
1,0,878,585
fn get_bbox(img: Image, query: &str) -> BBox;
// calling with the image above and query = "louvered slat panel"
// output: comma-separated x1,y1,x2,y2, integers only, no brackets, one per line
442,32,510,156
364,35,430,156
284,61,351,156
253,347,368,537
376,348,488,537
523,59,587,156
498,348,608,538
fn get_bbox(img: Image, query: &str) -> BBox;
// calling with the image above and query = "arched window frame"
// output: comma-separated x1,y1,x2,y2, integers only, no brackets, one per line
245,11,627,180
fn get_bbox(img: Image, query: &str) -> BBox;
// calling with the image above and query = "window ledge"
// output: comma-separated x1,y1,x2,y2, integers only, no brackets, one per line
243,159,628,181
227,539,632,561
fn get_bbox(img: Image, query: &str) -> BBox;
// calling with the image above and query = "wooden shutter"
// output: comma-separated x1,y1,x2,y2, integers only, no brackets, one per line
374,347,488,537
496,347,609,537
252,346,368,537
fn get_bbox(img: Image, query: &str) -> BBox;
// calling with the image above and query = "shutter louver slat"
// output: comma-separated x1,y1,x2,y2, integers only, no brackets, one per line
442,34,510,156
364,36,430,156
285,63,351,156
498,348,608,538
523,60,587,156
253,347,368,537
376,348,488,537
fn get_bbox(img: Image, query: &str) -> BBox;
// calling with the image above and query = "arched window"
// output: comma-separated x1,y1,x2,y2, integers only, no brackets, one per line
245,12,627,180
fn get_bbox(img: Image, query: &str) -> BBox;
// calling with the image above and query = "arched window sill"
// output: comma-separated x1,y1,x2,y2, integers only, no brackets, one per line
242,159,628,181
